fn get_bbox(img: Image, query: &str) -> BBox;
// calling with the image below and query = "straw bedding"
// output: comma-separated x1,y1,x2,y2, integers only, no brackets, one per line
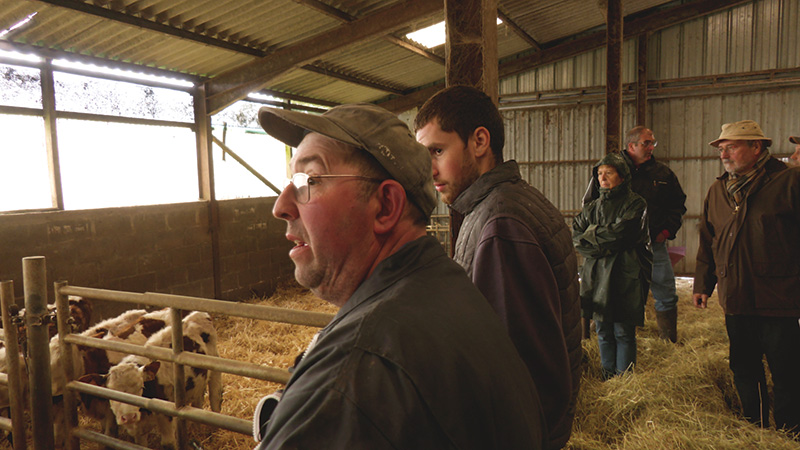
36,278,800,449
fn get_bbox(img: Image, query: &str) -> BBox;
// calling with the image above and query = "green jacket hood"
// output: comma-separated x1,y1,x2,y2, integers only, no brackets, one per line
593,152,631,193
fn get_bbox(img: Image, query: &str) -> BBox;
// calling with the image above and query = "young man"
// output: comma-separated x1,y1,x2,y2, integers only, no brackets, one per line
694,120,800,433
255,103,547,449
583,126,687,343
415,86,581,450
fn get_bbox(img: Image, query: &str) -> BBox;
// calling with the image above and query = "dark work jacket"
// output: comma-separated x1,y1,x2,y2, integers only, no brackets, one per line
693,159,800,316
450,160,580,450
573,153,652,325
583,150,686,241
257,236,546,450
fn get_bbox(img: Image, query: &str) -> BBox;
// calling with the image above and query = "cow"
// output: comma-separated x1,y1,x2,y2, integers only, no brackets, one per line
51,308,176,443
88,311,222,449
1,295,93,356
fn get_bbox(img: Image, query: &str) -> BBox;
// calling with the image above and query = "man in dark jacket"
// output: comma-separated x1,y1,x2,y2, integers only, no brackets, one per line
574,153,652,379
583,126,686,342
415,85,581,450
254,103,547,449
693,120,800,433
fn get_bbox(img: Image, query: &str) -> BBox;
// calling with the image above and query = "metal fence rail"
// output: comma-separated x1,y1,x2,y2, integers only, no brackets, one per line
3,255,335,450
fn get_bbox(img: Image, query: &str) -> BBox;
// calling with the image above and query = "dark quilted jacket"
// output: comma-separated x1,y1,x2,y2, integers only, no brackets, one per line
450,160,581,450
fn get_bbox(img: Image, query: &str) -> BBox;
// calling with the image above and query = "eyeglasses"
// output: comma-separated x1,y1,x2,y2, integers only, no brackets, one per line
284,172,383,204
637,140,658,148
717,144,743,155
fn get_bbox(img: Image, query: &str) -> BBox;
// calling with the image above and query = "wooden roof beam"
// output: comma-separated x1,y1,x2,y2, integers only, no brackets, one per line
293,0,444,65
204,0,440,115
500,0,754,78
497,9,540,51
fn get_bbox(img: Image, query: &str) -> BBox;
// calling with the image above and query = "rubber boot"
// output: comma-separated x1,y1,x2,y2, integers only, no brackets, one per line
655,308,678,343
581,317,592,340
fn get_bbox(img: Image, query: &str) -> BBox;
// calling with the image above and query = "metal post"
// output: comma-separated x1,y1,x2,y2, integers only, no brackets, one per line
636,34,648,126
170,307,187,448
605,0,623,154
55,281,80,450
1,280,26,450
22,256,55,449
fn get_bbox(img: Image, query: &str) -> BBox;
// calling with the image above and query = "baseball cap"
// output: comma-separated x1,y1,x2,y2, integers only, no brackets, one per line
709,120,772,147
258,103,437,219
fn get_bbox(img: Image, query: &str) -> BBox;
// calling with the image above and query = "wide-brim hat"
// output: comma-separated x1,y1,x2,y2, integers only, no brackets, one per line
709,120,772,147
258,103,437,219
790,136,800,144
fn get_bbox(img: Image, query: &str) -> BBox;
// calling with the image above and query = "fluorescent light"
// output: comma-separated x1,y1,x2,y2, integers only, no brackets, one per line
0,49,41,63
247,92,279,102
0,12,37,39
406,18,503,49
52,59,194,88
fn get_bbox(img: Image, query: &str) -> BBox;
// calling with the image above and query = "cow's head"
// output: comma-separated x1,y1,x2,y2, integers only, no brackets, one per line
107,360,161,425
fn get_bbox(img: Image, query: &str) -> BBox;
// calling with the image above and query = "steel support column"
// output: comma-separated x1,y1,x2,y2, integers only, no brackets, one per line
605,0,623,154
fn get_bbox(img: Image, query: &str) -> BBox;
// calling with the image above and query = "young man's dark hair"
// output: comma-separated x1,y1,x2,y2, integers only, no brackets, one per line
414,85,505,164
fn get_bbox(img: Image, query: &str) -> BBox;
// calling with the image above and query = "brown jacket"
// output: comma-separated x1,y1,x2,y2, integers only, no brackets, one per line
694,158,800,316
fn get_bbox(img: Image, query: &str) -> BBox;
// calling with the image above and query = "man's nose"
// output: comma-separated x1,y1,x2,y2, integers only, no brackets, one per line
273,185,298,221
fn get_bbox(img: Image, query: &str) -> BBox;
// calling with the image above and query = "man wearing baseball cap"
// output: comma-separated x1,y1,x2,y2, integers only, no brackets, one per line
693,120,800,434
254,103,546,449
789,135,800,167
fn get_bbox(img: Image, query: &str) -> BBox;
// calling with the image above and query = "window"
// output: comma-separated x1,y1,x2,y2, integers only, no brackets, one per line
57,119,198,210
0,114,51,211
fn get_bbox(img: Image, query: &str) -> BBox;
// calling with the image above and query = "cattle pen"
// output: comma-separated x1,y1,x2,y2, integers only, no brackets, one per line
0,256,335,450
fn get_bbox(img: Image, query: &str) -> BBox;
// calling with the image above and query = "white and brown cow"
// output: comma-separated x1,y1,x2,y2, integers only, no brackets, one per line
51,308,176,442
88,311,221,449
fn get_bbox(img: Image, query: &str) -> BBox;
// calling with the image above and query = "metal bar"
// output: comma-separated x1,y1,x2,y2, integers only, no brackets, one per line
55,281,80,450
22,256,55,449
72,428,150,450
68,381,252,435
212,135,282,194
170,307,188,449
56,286,334,328
56,110,195,129
36,0,266,57
64,334,292,383
0,280,26,450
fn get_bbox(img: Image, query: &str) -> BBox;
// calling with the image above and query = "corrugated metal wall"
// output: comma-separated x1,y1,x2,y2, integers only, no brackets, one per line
499,0,800,274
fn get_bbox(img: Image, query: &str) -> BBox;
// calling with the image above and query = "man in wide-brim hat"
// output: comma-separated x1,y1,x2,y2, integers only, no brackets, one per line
693,119,800,434
789,135,800,167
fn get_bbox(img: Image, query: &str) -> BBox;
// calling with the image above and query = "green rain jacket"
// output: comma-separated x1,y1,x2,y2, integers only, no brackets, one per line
573,153,652,325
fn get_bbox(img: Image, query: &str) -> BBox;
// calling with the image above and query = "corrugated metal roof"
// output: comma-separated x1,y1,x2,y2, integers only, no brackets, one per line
1,0,685,108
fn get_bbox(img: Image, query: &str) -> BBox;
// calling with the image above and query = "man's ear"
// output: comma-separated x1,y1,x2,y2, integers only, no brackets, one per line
373,180,406,235
471,127,492,159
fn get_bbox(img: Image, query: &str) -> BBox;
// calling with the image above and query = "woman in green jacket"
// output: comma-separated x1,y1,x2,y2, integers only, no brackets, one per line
573,152,652,379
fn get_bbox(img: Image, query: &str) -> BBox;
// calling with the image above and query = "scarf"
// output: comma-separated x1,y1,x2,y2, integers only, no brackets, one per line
725,148,770,206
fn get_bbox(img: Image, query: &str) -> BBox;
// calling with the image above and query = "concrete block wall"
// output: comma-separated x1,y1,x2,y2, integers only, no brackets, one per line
217,198,294,300
0,198,293,319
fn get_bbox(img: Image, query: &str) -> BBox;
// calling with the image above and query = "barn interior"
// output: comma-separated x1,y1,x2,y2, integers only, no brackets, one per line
1,0,800,448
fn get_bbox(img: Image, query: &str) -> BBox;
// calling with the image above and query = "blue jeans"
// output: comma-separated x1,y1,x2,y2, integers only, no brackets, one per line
596,321,637,377
651,240,678,312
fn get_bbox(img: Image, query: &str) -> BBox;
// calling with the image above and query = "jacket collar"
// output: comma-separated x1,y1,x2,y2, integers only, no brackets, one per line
325,236,442,331
449,160,521,215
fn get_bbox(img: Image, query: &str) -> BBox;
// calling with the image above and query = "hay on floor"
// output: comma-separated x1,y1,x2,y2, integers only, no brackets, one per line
64,278,799,449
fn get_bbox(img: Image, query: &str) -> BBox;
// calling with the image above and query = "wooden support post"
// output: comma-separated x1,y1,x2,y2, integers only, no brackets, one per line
444,0,499,104
194,85,222,299
605,0,623,154
41,60,64,209
637,34,648,127
23,256,55,450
